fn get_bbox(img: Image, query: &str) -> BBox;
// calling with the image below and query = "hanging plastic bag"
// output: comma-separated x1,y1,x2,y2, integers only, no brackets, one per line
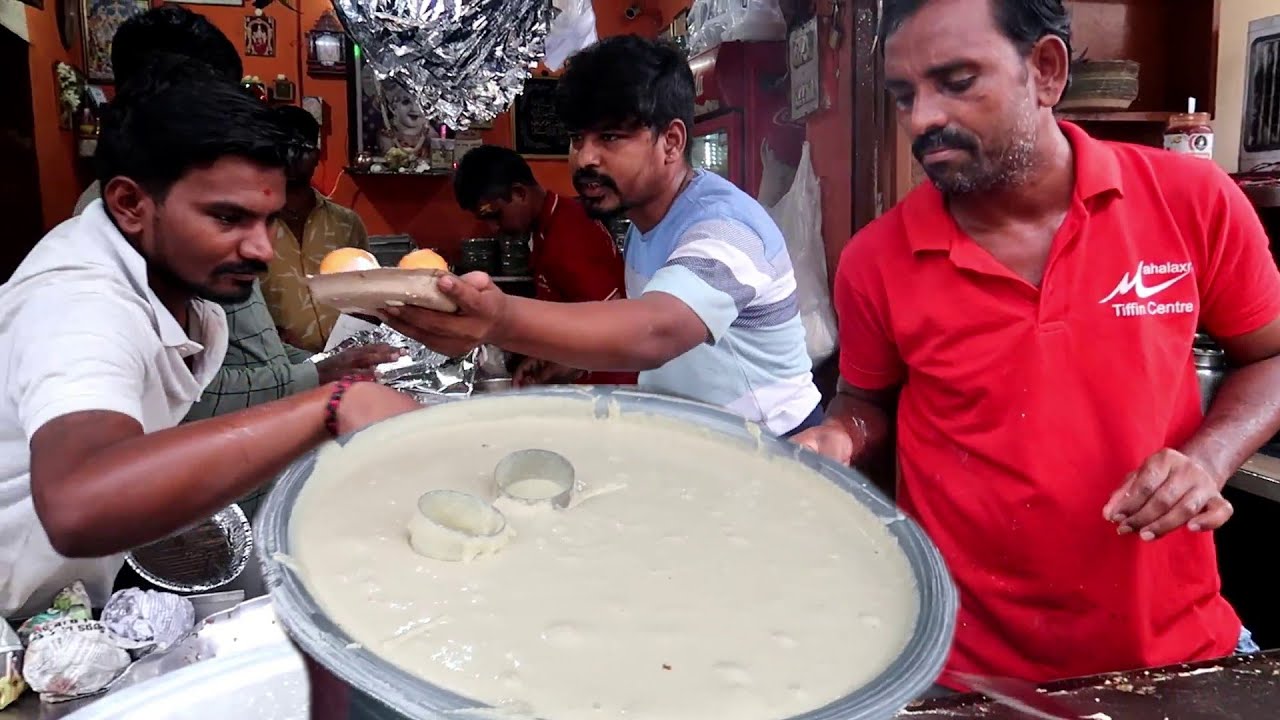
757,141,797,209
544,0,598,72
764,141,837,365
689,0,786,54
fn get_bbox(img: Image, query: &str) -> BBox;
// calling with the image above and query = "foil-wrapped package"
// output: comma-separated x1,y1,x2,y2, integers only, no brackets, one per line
312,324,479,402
100,589,196,655
331,0,553,129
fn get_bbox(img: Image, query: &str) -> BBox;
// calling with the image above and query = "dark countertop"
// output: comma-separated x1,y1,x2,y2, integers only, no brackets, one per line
898,651,1280,719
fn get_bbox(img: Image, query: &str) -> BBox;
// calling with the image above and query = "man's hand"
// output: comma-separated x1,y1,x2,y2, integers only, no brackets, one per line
513,356,584,387
332,382,424,436
1103,448,1234,541
382,273,509,358
315,343,404,384
791,423,862,466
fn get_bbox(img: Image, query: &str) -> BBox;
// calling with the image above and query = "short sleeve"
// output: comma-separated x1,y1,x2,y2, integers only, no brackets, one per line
642,219,771,342
1196,170,1280,339
833,242,905,390
10,285,152,439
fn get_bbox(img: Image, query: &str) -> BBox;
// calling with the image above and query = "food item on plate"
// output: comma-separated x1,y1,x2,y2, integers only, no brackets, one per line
398,249,449,271
310,248,458,315
318,247,380,274
290,398,919,720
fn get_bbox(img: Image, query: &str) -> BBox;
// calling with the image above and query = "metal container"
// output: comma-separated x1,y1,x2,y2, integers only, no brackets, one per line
258,387,957,720
1194,345,1227,415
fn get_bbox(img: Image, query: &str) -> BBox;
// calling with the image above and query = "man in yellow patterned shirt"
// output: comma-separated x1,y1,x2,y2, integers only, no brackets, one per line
261,106,370,352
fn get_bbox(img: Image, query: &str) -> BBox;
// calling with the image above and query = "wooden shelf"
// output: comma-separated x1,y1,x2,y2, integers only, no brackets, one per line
1056,110,1178,123
344,167,452,177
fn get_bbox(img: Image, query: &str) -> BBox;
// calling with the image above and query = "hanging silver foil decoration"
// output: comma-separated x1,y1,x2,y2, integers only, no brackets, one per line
332,0,553,129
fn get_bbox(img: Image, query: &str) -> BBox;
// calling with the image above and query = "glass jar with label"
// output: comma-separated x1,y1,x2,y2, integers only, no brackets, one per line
1163,111,1214,160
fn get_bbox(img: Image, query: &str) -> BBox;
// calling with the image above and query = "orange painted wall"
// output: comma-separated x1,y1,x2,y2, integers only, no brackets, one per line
26,0,851,263
24,2,83,227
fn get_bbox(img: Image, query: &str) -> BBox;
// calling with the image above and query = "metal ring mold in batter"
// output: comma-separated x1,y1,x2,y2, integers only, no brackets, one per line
493,449,575,509
408,489,512,562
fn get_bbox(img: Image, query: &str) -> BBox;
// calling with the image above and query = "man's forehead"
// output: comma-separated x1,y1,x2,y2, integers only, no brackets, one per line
174,159,286,210
884,0,1000,69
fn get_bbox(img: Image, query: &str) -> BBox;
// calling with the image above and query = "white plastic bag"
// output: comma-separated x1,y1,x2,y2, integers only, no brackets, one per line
543,0,597,72
689,0,786,54
764,141,837,365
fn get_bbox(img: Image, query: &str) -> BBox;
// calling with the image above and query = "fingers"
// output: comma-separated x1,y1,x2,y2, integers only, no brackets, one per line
1119,472,1195,537
512,357,539,387
1103,451,1172,522
1187,495,1234,533
437,272,490,311
1131,486,1208,540
381,317,474,357
789,428,854,465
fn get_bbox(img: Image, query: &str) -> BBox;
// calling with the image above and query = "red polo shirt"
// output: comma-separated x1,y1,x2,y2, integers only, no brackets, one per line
834,122,1280,685
530,192,635,385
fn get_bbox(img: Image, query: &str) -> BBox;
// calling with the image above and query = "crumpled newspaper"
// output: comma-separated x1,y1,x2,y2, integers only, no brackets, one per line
19,583,130,703
100,589,195,655
16,581,91,645
312,324,479,401
0,618,25,709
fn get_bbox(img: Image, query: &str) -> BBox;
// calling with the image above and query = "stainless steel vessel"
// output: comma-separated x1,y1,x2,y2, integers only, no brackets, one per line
258,387,958,720
1193,336,1227,415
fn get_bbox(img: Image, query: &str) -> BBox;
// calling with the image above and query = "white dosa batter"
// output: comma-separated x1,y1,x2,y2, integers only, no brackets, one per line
290,398,918,720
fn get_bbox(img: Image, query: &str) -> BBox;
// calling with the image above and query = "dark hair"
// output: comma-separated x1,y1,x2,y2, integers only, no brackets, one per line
881,0,1072,60
274,105,321,146
555,35,694,150
452,145,538,212
96,54,288,199
112,6,242,87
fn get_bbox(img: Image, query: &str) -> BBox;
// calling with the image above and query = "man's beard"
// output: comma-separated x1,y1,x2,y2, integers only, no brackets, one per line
572,168,629,220
913,119,1036,196
152,258,266,304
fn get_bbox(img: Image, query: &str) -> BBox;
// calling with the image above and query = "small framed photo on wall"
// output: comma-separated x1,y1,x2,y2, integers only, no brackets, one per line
80,0,149,83
244,14,276,57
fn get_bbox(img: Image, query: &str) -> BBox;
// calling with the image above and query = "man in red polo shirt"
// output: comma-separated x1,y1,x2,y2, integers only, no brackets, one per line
453,145,635,385
795,0,1280,689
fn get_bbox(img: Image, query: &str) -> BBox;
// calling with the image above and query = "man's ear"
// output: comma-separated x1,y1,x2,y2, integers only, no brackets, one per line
1029,35,1071,108
102,177,153,235
662,120,688,165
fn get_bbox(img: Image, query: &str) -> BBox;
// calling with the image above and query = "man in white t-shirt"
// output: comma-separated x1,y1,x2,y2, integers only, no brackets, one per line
0,58,419,619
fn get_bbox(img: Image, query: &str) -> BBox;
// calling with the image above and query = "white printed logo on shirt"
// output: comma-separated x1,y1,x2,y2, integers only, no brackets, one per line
1099,260,1196,318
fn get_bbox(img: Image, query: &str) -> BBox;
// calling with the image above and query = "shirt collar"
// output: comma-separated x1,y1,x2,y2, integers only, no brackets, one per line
85,201,212,355
902,121,1125,254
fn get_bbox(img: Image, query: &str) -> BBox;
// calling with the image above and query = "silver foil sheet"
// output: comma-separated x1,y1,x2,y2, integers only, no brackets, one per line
312,324,479,401
333,0,553,129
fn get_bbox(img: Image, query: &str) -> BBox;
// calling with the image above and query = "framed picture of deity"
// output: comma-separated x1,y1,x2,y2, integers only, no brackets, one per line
80,0,149,83
347,46,445,172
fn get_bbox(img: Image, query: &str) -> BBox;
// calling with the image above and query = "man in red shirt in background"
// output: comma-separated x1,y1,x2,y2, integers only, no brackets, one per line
795,0,1280,692
453,145,635,386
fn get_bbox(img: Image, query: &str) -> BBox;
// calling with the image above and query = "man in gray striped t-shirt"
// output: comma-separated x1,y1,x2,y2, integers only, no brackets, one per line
621,169,820,435
381,36,822,436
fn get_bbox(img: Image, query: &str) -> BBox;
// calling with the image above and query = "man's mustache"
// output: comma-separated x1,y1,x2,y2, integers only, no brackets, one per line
572,170,618,192
912,126,978,160
213,260,269,276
